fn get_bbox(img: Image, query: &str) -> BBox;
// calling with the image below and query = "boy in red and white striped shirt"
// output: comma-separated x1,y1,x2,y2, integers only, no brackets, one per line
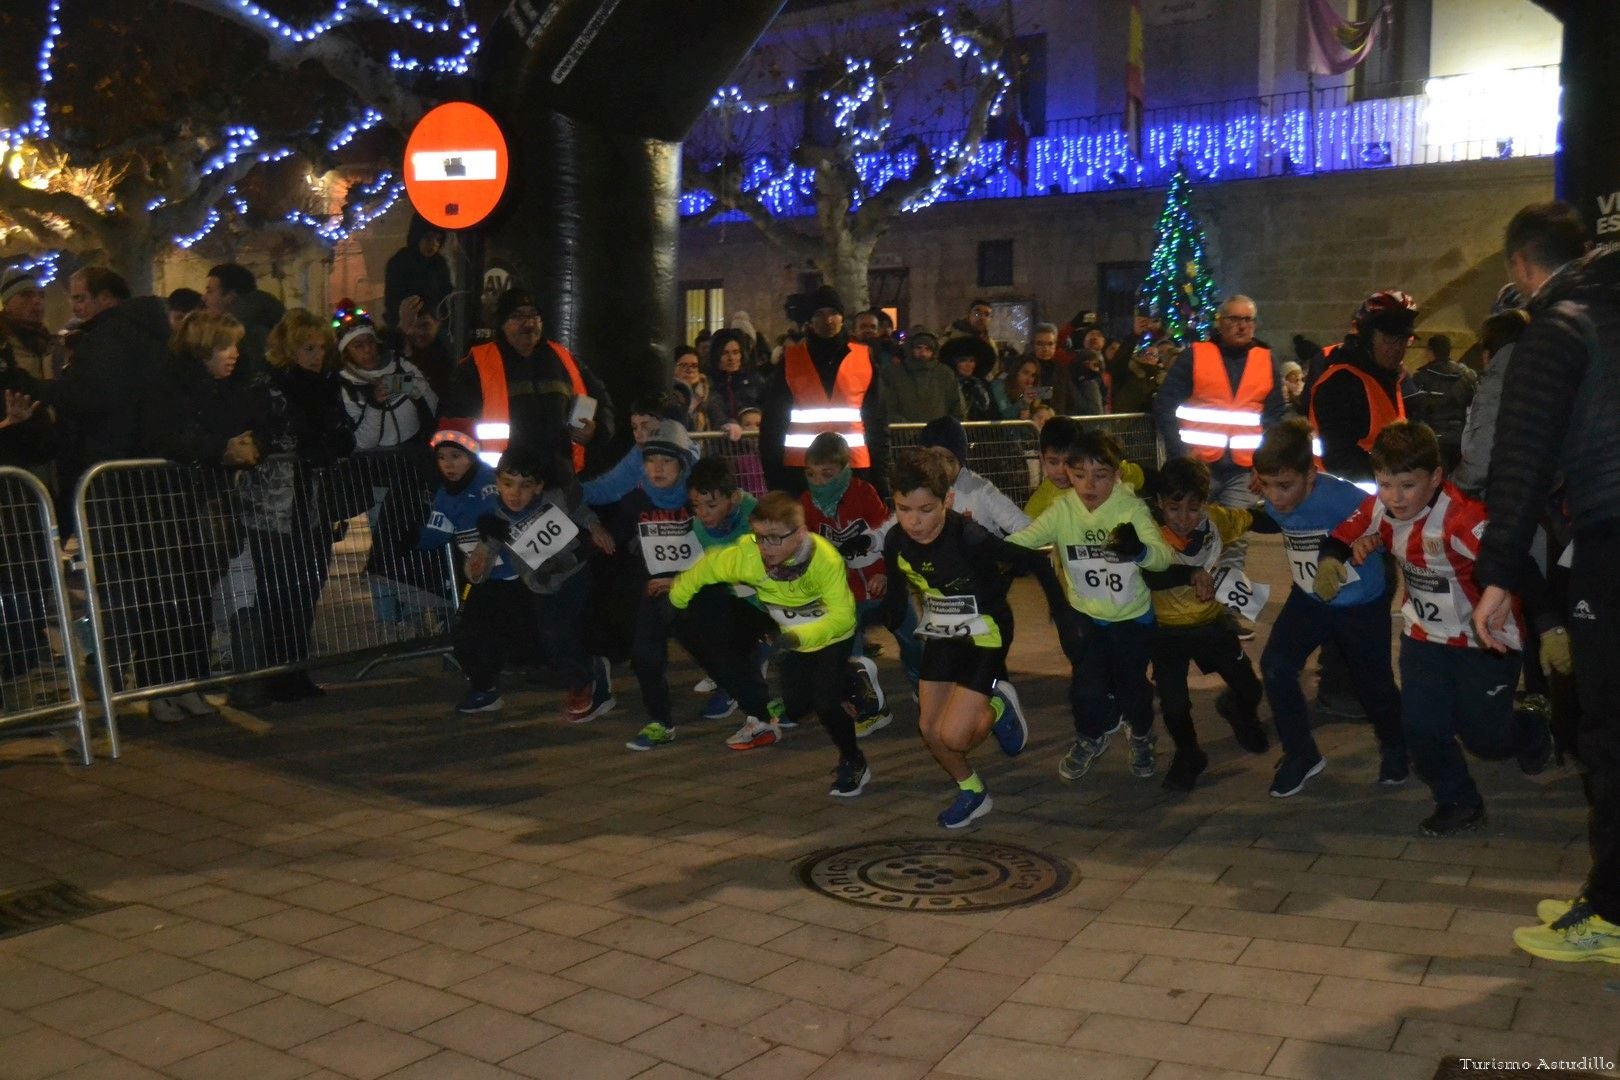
1314,422,1562,837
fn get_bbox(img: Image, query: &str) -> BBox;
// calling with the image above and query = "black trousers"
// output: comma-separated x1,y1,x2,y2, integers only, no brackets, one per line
676,586,775,719
1569,527,1620,922
1057,608,1155,740
455,569,591,692
1152,617,1262,752
780,635,861,765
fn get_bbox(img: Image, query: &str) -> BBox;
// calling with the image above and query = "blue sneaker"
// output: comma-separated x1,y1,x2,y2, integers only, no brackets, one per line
990,680,1027,756
627,722,676,751
701,690,737,721
938,788,992,829
456,689,502,714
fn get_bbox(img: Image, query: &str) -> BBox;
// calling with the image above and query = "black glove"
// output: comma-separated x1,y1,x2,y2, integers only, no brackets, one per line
837,532,874,559
476,513,512,545
1104,522,1145,563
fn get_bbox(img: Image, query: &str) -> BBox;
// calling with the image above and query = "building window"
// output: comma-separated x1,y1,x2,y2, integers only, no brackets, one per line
1354,0,1431,100
978,240,1014,288
683,282,723,346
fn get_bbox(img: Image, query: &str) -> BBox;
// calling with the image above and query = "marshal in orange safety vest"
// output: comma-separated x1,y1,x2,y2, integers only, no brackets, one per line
467,340,589,471
781,339,875,467
1309,356,1406,455
1172,341,1274,468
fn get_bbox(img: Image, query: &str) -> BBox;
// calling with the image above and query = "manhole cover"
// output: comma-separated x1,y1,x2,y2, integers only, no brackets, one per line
0,882,122,940
797,838,1073,912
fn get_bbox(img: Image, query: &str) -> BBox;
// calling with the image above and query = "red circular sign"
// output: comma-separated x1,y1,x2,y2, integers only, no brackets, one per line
404,102,509,230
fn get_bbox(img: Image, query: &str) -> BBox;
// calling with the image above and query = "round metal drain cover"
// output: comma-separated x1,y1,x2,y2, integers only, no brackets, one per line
797,838,1073,913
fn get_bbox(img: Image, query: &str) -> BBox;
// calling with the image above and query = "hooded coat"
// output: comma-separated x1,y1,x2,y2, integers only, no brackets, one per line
1478,243,1620,590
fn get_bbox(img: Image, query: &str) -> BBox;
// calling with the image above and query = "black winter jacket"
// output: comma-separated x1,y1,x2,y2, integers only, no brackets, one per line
1478,244,1620,590
48,297,170,493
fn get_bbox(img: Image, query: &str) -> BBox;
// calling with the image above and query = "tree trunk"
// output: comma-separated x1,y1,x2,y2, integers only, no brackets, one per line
823,234,877,314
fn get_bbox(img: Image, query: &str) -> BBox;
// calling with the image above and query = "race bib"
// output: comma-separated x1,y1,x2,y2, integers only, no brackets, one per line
508,504,580,571
765,600,827,629
1285,532,1360,595
639,520,700,576
453,529,480,556
1400,563,1465,639
1062,543,1142,605
916,595,991,640
1209,566,1270,622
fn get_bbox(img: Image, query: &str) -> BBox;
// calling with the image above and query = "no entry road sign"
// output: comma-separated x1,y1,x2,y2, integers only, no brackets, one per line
404,102,510,230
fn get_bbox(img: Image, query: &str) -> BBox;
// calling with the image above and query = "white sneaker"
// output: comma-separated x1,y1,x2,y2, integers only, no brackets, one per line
148,697,186,723
693,676,717,693
726,716,782,751
174,691,217,717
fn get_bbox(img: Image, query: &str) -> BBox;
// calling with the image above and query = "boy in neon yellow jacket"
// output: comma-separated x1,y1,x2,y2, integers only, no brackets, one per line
671,492,873,796
1008,429,1173,784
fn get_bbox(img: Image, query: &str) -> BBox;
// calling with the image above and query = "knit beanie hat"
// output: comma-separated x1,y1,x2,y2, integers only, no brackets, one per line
494,288,539,326
0,269,40,305
808,285,845,317
919,416,969,466
332,300,378,353
643,419,697,465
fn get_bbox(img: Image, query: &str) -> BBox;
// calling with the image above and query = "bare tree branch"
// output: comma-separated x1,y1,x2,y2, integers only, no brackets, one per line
682,162,821,262
0,168,111,246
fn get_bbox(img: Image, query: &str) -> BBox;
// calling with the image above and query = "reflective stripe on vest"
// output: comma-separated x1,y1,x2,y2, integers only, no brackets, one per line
1309,361,1406,455
1174,342,1274,467
781,340,874,467
468,340,589,472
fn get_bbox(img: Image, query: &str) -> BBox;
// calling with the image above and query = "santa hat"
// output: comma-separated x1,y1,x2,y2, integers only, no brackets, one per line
429,417,480,458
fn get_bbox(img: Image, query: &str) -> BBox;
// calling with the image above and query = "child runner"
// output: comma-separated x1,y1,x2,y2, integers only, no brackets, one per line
419,422,499,569
1146,456,1269,791
801,433,891,732
670,493,870,795
596,421,710,751
454,446,615,719
919,417,1031,537
1318,421,1556,834
1008,429,1174,782
1251,417,1407,797
883,449,1063,827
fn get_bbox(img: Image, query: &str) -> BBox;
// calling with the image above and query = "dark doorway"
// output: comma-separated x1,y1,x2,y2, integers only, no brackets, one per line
1098,261,1149,342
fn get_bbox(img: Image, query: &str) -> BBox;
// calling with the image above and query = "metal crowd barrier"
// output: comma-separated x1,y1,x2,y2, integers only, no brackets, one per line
0,467,91,764
690,414,1164,507
75,448,458,758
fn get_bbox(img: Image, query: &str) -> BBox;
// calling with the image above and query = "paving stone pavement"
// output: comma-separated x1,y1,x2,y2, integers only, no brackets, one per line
0,536,1615,1080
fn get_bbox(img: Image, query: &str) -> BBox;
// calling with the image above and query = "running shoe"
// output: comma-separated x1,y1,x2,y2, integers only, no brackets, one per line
990,681,1028,756
938,788,992,829
829,760,872,797
726,716,781,750
627,722,676,751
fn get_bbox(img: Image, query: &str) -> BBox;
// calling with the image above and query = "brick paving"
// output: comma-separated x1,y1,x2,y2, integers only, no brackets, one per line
0,536,1614,1079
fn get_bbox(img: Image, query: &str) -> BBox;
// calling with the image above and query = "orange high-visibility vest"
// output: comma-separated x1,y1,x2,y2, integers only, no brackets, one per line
1172,342,1274,468
1310,361,1406,454
468,340,588,472
782,340,874,467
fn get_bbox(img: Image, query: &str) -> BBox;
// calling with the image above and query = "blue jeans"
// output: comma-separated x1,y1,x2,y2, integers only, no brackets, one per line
1399,636,1527,809
1260,588,1404,759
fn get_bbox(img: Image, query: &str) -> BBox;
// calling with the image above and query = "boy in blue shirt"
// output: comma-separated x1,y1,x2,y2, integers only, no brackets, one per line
420,423,499,563
1251,418,1407,797
453,446,615,719
583,392,684,507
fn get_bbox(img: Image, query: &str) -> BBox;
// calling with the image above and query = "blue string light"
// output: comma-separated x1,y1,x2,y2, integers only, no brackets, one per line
3,251,62,286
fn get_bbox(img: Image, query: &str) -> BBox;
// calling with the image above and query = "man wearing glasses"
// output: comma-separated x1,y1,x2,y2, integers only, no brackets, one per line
445,288,615,478
1155,295,1288,585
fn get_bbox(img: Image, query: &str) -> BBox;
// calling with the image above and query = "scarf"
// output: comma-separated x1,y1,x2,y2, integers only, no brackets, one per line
808,464,852,517
640,458,692,510
765,536,815,581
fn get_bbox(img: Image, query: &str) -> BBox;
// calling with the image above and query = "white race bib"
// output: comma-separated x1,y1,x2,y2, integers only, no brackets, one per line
1063,543,1142,605
454,530,480,556
509,504,580,571
1285,531,1360,595
1400,562,1465,640
916,595,991,640
639,520,700,576
765,600,827,629
1210,566,1270,622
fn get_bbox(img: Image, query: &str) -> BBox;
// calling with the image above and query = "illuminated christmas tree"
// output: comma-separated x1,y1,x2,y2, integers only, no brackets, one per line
1136,166,1221,347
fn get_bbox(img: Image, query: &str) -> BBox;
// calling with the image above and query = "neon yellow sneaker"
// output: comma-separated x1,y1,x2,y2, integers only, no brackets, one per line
1536,897,1576,925
1512,901,1620,963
